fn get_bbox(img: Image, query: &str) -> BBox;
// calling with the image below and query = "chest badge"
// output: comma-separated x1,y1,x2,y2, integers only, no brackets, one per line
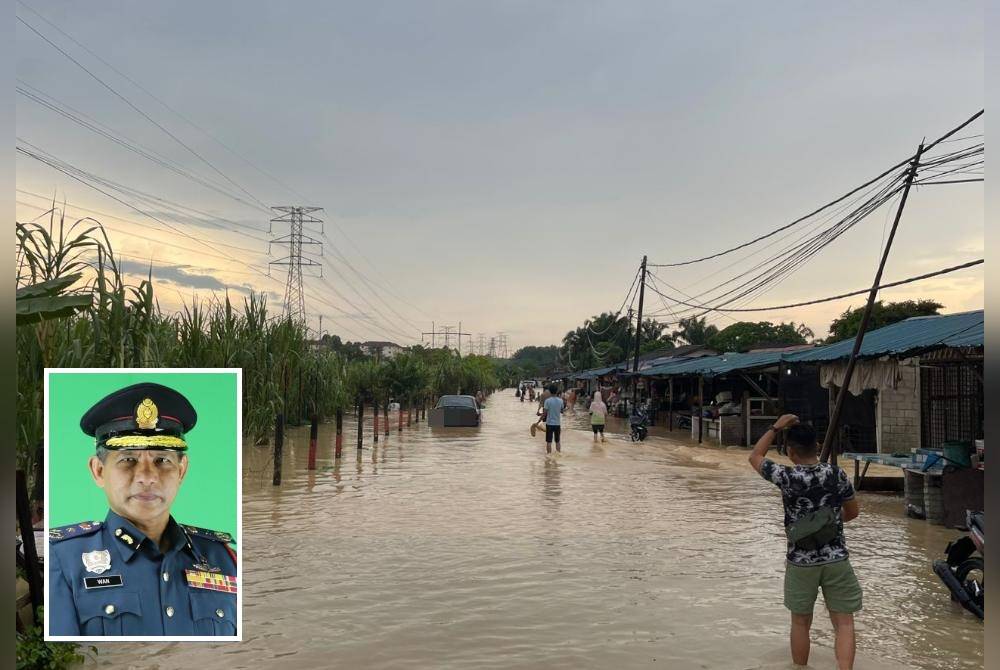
81,549,112,574
185,569,237,594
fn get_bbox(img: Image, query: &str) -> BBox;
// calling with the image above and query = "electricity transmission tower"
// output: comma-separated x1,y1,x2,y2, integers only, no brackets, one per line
495,332,510,359
269,206,323,324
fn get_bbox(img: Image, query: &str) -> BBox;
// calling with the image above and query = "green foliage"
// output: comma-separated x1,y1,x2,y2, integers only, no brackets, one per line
827,299,943,341
559,313,675,371
16,608,95,670
317,333,366,361
639,337,675,355
707,321,807,353
510,345,559,374
670,316,719,346
560,312,633,371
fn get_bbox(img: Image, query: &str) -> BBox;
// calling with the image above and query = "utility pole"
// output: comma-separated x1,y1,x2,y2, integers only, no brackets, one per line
269,206,323,324
318,314,324,339
632,255,647,375
820,143,924,466
632,256,646,418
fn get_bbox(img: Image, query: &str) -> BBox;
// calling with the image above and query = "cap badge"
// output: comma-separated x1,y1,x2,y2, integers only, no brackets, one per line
135,398,159,429
82,549,112,574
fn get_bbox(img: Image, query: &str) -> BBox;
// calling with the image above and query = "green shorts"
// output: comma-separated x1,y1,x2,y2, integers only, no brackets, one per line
784,559,862,614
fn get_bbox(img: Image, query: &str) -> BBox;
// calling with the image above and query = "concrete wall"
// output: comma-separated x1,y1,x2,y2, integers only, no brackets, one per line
876,358,921,454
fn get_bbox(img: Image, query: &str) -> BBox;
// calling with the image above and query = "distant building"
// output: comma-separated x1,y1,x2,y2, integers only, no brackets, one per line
360,340,404,359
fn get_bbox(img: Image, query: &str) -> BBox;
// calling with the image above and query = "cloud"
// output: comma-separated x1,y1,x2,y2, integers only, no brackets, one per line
118,259,231,291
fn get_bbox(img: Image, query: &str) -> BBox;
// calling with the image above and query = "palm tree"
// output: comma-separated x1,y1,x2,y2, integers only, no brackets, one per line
671,316,719,346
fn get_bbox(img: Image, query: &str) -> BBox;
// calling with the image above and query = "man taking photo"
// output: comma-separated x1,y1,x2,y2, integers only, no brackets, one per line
749,414,861,670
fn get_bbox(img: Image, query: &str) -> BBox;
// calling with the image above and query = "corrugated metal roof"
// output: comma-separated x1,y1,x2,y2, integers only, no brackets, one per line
571,363,626,380
785,310,984,363
640,350,785,378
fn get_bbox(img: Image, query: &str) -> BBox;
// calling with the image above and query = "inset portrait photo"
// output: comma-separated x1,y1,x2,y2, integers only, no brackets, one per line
43,369,241,641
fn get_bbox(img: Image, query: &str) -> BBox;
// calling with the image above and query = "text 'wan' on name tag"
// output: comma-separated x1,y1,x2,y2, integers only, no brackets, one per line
84,575,123,589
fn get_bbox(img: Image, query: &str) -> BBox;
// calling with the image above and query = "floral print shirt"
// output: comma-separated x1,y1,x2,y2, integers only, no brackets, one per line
759,459,856,566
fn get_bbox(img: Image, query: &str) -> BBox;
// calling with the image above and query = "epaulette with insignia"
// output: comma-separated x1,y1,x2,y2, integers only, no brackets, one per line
182,524,235,545
49,521,102,543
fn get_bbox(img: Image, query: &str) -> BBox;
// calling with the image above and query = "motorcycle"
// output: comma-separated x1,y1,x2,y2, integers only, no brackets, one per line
932,510,984,620
630,407,649,442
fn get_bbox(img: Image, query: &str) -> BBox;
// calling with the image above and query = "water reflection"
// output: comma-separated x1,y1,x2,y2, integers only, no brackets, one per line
95,392,982,670
541,457,562,504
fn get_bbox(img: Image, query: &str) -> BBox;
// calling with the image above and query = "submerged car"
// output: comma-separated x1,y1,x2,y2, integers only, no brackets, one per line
427,394,481,427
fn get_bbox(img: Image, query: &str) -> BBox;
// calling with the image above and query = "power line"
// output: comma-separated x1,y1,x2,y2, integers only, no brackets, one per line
16,144,278,285
16,82,271,214
644,167,908,320
16,0,311,205
15,188,264,254
641,259,983,316
16,139,271,242
322,241,425,333
16,12,272,212
15,198,264,264
18,2,437,329
650,109,983,268
586,264,641,336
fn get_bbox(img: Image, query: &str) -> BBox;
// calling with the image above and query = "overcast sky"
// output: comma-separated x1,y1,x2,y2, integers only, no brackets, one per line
15,1,984,350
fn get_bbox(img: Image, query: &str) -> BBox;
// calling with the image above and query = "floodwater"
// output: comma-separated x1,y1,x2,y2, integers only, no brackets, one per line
95,391,982,669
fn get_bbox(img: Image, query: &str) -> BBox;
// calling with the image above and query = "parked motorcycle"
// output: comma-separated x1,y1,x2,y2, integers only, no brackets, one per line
630,408,649,442
932,510,984,620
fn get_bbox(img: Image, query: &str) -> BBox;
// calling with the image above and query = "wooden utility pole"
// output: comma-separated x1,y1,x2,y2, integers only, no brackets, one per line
272,413,285,485
631,256,648,419
356,401,364,451
821,142,924,465
697,375,704,444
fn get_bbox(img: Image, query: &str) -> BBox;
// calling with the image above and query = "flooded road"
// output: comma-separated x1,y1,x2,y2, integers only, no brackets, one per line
97,391,982,669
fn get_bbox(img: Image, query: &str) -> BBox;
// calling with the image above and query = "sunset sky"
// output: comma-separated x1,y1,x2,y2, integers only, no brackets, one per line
15,1,984,351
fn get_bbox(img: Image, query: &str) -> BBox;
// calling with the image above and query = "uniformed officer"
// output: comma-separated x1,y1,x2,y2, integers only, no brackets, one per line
48,382,238,637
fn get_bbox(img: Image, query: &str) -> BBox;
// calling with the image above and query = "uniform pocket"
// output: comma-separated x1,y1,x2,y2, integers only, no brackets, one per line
76,590,142,636
189,589,237,636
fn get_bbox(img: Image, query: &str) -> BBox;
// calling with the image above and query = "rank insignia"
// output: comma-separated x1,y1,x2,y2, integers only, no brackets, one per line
185,569,237,594
49,528,63,539
82,550,112,574
193,562,222,573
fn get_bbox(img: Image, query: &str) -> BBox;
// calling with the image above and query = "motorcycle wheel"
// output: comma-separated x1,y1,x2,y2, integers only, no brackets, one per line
955,557,984,606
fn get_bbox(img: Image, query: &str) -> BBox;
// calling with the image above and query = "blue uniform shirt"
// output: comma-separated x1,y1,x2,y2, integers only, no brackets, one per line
48,510,237,636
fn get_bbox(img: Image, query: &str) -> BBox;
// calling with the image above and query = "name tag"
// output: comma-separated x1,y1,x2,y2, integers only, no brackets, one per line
84,575,123,589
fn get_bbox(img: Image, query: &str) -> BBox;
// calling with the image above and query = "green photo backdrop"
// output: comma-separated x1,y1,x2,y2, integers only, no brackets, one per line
47,370,238,540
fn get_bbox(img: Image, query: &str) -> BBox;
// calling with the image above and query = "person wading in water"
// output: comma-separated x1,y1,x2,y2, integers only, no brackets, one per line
589,391,607,443
749,414,862,670
541,384,564,454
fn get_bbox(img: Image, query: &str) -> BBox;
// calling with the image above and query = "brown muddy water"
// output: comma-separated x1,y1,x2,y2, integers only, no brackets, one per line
95,391,982,669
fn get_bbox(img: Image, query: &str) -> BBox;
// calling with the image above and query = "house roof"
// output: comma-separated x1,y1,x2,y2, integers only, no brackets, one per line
635,312,984,377
784,310,984,364
639,350,787,379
